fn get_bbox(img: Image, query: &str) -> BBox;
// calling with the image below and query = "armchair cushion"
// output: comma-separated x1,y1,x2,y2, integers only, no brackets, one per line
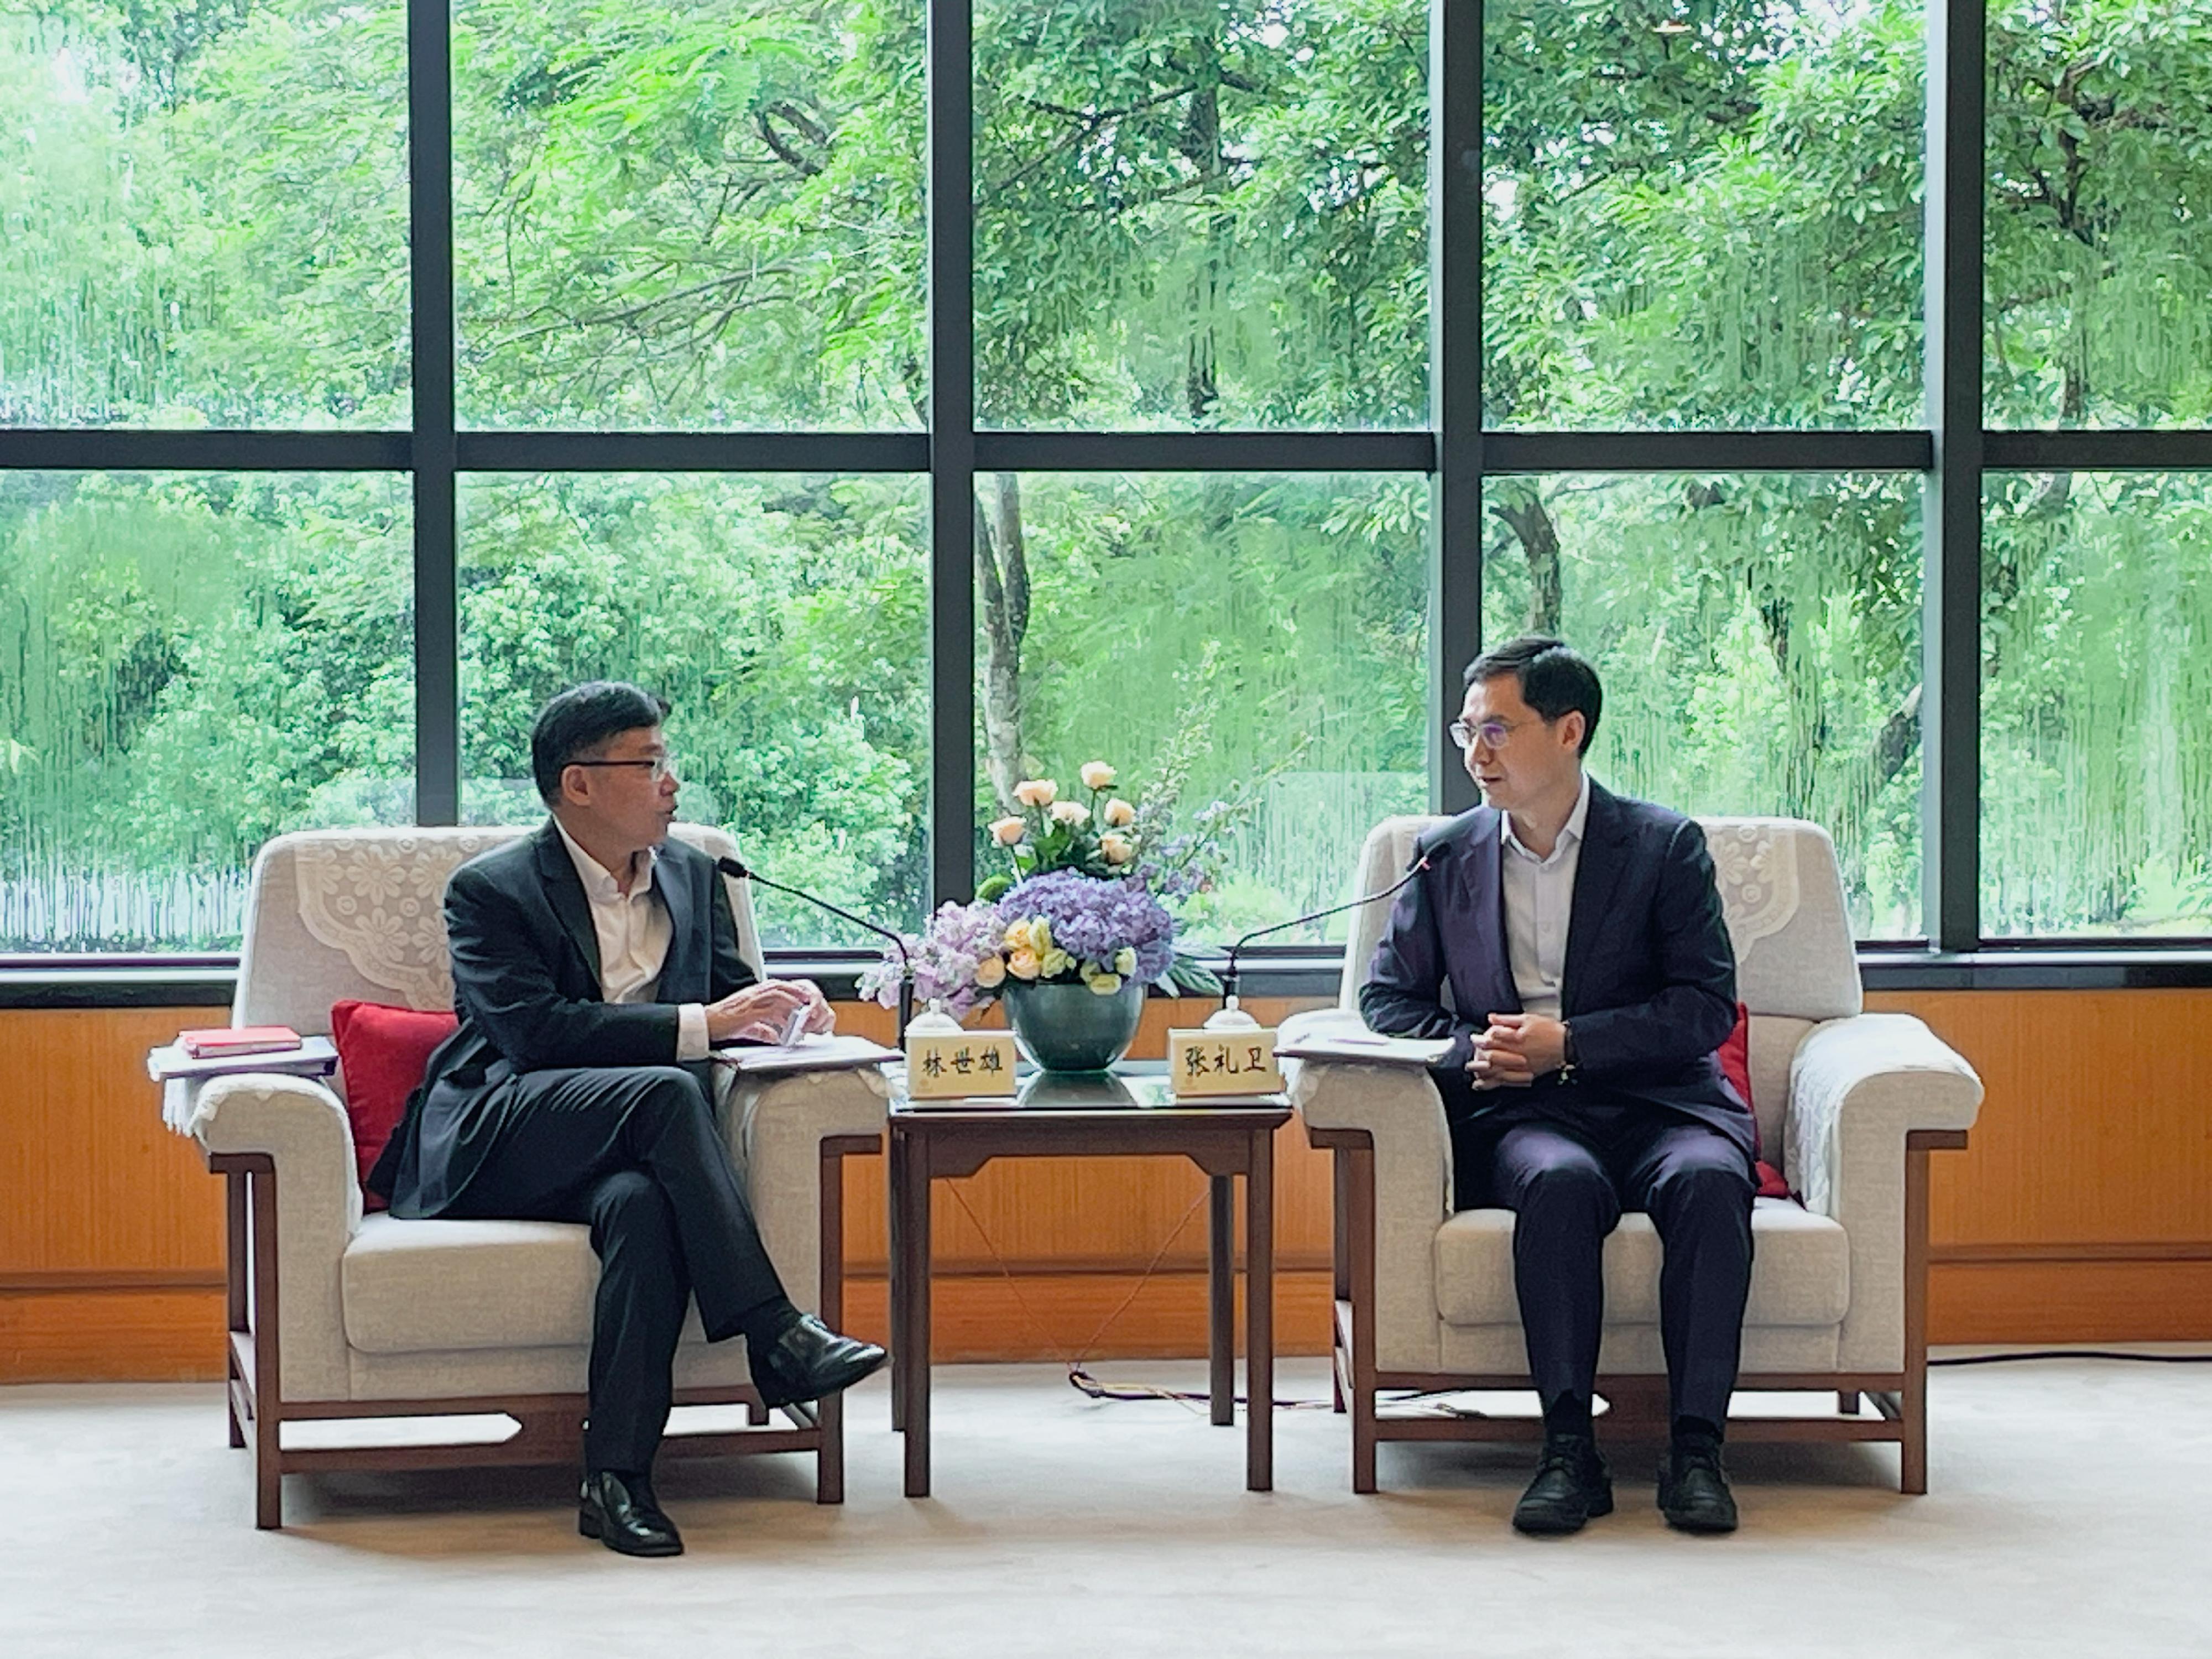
1433,1198,1850,1328
330,1000,457,1212
342,1215,598,1353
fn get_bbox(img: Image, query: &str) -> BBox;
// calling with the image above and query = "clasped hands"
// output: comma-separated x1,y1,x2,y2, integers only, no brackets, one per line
705,978,835,1046
1468,1011,1568,1090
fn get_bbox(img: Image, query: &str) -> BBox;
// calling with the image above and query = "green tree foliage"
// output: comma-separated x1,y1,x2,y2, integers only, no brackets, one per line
3,0,2210,947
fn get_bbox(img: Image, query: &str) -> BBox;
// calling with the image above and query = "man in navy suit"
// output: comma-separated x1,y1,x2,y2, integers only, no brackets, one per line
1361,638,1752,1536
370,682,886,1556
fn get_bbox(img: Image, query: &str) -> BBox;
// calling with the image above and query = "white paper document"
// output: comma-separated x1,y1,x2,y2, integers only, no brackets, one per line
1273,1030,1454,1067
711,1032,901,1076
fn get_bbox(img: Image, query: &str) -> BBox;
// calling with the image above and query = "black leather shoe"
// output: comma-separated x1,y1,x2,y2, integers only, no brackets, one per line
1511,1433,1614,1536
749,1313,888,1410
578,1470,684,1557
1658,1439,1740,1533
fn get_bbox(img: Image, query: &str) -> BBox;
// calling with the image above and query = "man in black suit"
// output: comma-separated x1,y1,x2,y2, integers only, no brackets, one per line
1361,638,1752,1536
368,681,886,1557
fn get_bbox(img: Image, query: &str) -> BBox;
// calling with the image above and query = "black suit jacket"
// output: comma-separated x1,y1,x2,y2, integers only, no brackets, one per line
1358,780,1751,1154
367,821,757,1217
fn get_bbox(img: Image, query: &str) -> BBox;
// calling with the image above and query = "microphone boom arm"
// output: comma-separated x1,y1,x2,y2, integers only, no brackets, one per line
716,855,915,1039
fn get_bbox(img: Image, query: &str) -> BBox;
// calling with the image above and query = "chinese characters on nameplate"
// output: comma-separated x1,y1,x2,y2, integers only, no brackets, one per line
1166,1029,1286,1097
904,1030,1020,1099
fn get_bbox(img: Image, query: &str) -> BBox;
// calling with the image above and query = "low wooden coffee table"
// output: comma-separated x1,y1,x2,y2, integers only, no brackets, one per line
886,1067,1290,1496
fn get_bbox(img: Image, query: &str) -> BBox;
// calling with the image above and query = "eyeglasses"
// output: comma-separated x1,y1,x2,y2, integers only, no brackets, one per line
1448,716,1540,751
567,756,681,784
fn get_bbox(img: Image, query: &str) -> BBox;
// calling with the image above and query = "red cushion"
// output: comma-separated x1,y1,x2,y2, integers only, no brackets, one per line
1716,1001,1791,1201
331,1000,457,1212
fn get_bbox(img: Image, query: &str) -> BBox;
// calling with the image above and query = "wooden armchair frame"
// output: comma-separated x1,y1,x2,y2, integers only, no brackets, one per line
1311,1125,1969,1495
212,1135,880,1529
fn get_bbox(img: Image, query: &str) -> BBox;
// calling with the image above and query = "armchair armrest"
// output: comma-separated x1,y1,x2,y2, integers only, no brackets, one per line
1787,1013,1981,1371
1281,1009,1454,1373
725,1066,891,1310
186,1073,360,1402
1787,1013,1981,1217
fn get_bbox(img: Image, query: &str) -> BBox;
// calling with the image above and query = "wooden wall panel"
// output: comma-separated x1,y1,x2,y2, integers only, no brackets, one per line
1875,989,2212,1247
0,1008,227,1277
5,987,2209,1381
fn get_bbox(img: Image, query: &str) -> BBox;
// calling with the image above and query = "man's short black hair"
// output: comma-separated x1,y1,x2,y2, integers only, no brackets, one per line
530,681,672,806
1462,635,1602,755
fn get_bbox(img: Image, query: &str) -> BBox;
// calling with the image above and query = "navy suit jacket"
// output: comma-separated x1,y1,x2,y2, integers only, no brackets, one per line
1358,780,1752,1155
366,821,757,1217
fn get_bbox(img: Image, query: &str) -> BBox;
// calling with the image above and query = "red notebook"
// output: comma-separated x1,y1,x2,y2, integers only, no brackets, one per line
178,1025,302,1059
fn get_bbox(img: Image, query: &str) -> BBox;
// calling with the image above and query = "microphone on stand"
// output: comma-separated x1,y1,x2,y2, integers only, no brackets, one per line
1212,855,1432,1023
715,855,915,1040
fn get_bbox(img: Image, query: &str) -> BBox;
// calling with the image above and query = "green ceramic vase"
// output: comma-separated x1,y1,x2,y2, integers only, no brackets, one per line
1000,977,1145,1073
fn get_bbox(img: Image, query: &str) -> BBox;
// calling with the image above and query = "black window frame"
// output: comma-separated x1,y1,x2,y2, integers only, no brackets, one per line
7,0,2212,1000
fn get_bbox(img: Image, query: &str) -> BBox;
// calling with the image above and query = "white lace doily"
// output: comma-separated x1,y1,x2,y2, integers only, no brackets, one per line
1705,820,1803,959
291,831,508,1009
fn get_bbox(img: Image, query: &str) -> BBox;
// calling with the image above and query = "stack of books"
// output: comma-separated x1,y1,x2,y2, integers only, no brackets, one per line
176,1025,302,1059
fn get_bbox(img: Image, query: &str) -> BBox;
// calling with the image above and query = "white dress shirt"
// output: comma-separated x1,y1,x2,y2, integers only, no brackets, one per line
1499,771,1592,1022
554,819,709,1061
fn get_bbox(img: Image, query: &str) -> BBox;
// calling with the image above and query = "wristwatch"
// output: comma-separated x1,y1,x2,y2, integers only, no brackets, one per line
1558,1021,1578,1084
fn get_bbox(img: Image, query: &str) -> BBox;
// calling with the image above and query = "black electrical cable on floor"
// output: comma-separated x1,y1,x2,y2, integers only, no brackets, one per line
1930,1349,2212,1366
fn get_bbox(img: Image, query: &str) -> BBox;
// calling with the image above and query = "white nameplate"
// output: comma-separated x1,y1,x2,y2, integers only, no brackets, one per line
1167,1028,1286,1097
905,1030,1019,1098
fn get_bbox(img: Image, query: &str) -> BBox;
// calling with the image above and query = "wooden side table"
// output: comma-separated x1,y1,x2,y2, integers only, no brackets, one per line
887,1070,1290,1496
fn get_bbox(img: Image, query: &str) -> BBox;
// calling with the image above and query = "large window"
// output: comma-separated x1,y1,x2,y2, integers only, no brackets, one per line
0,472,412,950
456,473,929,944
1,3,410,428
7,0,2212,963
973,473,1425,942
1483,473,1922,936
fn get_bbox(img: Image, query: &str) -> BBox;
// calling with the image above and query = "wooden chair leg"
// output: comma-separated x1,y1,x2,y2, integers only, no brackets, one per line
1837,1390,1862,1415
747,1399,771,1426
1352,1379,1378,1495
815,1391,845,1505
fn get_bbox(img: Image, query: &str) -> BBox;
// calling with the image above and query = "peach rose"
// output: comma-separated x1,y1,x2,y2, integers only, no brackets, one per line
1100,832,1135,864
973,954,1006,989
1007,948,1041,980
1080,761,1117,791
1013,778,1057,807
1102,797,1136,828
1049,800,1089,826
990,815,1027,846
1002,919,1034,953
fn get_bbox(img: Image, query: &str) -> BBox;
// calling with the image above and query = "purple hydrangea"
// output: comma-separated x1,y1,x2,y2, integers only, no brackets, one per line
997,869,1176,985
859,899,1006,1020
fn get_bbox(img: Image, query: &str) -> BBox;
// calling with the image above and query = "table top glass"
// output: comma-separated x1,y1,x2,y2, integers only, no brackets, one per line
887,1059,1286,1117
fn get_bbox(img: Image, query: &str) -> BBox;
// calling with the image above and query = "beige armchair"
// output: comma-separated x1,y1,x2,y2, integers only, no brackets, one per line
1285,816,1979,1494
161,825,885,1528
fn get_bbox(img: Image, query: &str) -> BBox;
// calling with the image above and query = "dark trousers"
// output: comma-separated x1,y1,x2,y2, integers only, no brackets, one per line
442,1065,793,1472
1449,1084,1755,1430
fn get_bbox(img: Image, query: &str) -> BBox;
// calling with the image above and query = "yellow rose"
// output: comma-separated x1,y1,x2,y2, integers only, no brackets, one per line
990,815,1027,846
1113,947,1136,975
1002,920,1034,953
1103,797,1136,828
1039,948,1073,979
1013,778,1057,807
1084,972,1124,997
1100,832,1135,865
1080,761,1117,791
973,954,1006,989
1007,948,1041,980
1029,917,1052,953
1049,800,1089,826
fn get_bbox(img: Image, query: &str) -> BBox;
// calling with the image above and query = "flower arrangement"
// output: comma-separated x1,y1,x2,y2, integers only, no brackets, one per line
858,760,1220,1019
